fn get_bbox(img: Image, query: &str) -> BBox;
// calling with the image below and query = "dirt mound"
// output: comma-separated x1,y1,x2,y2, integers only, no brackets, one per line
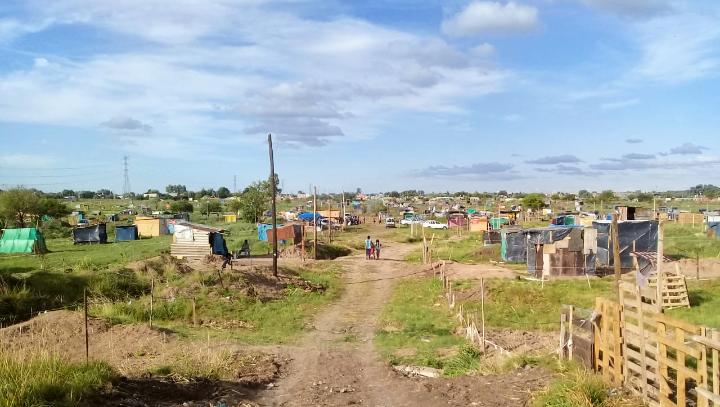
0,310,280,381
131,254,194,275
484,328,557,355
228,267,325,302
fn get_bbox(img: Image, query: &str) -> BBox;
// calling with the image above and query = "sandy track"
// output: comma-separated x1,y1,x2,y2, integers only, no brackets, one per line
259,242,547,407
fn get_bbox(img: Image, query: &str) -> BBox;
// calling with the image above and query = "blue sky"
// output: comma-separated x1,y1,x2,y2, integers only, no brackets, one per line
0,0,718,194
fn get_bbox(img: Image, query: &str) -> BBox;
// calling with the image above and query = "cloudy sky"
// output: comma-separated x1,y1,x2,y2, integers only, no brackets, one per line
0,0,718,194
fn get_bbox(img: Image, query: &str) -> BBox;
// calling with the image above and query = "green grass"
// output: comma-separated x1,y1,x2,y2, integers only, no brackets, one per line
0,235,171,273
666,279,720,328
376,277,468,372
91,263,343,345
532,362,640,407
0,350,115,407
404,232,495,264
459,278,616,331
664,223,720,259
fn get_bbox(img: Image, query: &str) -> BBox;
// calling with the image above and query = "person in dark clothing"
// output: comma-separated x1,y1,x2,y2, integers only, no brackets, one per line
375,239,382,260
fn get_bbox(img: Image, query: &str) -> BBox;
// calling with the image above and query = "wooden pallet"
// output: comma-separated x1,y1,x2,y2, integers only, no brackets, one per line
646,273,690,309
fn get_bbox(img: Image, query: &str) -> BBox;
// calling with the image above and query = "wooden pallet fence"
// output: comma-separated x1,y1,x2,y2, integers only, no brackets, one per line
591,288,720,407
594,297,625,387
619,282,661,405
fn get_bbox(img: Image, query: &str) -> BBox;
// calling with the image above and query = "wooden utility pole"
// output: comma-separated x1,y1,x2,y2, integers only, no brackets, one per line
327,199,332,243
268,134,278,278
656,220,664,312
342,191,346,231
313,186,318,260
611,213,622,291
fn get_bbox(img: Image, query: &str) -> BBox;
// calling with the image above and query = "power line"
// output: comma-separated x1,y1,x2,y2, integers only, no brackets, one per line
0,171,117,179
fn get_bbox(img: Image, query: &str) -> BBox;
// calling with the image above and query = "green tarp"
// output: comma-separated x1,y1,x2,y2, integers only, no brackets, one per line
490,217,510,230
0,228,48,254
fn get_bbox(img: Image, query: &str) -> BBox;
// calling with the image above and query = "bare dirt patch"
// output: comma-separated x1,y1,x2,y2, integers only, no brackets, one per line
0,310,281,406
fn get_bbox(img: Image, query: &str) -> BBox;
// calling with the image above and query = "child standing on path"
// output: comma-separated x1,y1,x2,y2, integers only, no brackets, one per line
375,239,382,260
365,236,372,260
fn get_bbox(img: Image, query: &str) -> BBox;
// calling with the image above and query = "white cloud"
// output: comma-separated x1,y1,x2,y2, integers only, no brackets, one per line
33,57,49,68
600,98,639,110
442,1,539,36
0,1,511,149
471,42,496,57
632,8,720,83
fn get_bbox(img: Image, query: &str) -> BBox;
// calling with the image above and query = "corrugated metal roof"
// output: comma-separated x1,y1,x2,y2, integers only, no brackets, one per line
175,222,225,233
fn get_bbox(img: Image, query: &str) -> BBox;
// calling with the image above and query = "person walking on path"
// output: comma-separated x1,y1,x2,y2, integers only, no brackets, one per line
365,236,373,260
375,239,382,260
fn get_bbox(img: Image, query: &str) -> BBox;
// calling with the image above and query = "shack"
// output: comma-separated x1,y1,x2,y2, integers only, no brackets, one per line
593,220,658,271
677,212,704,226
500,228,526,263
469,216,489,233
0,228,48,254
73,224,108,244
115,225,139,242
134,216,169,237
170,222,227,259
524,226,597,277
223,214,237,223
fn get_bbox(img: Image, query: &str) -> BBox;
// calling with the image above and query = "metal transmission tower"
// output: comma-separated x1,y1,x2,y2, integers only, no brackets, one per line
122,156,131,197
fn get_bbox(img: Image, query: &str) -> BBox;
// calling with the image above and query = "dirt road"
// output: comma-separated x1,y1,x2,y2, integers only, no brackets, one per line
259,241,547,407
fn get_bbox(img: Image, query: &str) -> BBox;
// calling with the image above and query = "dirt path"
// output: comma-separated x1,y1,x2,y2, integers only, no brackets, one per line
259,241,547,407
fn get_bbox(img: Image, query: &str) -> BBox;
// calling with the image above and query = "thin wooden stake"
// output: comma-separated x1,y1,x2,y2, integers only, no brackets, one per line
84,288,89,364
149,278,154,329
192,297,197,327
611,213,622,294
480,277,486,353
656,220,664,312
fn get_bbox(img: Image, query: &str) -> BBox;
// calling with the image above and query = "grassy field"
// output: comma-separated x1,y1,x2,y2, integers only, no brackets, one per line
91,262,343,344
664,223,720,259
0,350,114,407
376,277,466,372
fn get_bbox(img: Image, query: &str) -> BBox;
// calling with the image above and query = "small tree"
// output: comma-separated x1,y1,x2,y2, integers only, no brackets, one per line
522,193,546,211
170,201,193,213
217,186,231,199
198,200,222,215
237,182,269,223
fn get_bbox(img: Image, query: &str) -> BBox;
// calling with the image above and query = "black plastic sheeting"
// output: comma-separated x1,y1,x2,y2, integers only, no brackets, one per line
73,223,108,244
524,227,584,273
593,220,657,268
115,225,138,241
502,229,527,263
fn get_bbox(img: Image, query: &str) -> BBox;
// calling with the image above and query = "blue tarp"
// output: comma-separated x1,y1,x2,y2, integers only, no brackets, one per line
298,212,323,221
257,223,287,241
115,225,138,242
